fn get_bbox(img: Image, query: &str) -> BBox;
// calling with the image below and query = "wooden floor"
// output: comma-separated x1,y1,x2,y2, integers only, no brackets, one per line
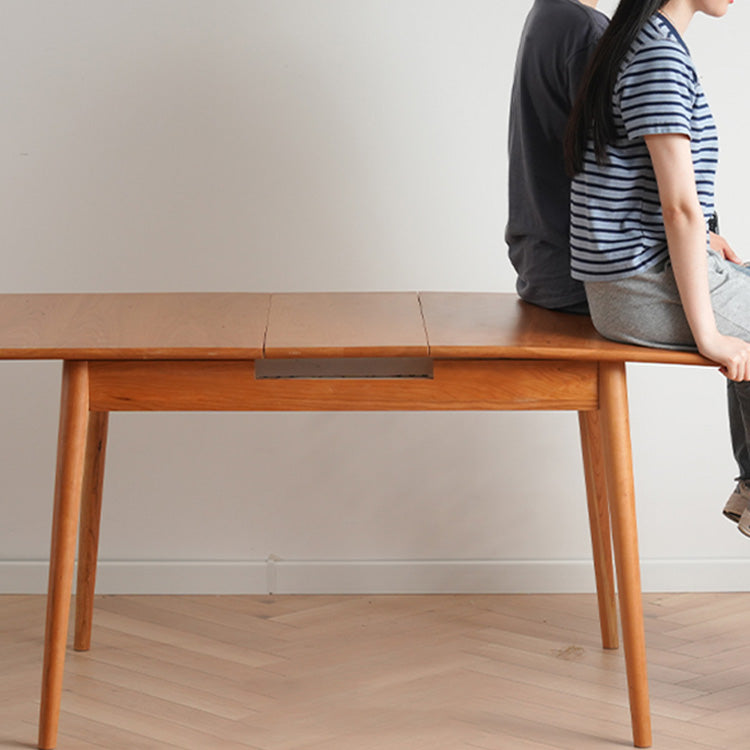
2,593,749,749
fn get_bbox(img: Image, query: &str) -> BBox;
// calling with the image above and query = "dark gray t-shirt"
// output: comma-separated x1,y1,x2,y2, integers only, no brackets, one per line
506,0,607,309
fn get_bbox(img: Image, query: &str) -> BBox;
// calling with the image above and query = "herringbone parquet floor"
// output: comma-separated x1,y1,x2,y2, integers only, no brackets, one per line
2,593,749,749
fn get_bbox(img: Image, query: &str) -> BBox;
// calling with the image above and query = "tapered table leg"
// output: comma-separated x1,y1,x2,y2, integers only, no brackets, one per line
579,410,618,650
38,361,90,750
599,362,651,748
74,411,109,652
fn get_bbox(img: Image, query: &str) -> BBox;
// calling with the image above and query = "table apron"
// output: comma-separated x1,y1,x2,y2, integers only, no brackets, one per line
86,359,600,412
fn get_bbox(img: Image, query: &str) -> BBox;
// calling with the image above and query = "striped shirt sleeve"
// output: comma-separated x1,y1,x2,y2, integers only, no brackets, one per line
615,41,696,140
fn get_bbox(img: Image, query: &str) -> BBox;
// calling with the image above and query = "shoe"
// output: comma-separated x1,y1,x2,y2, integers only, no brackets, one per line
723,480,750,523
740,506,750,537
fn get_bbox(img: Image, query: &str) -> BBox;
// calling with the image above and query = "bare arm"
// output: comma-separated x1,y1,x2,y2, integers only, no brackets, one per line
645,133,750,380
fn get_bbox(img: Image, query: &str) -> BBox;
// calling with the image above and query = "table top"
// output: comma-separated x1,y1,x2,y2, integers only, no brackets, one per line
0,291,712,365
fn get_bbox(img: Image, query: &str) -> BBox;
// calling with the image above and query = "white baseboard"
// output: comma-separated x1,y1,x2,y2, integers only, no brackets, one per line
2,558,750,595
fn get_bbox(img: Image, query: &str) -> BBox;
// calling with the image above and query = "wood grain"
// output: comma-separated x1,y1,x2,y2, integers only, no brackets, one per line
39,362,90,750
75,411,109,652
264,293,428,358
599,362,651,748
0,293,270,360
419,292,713,365
87,359,599,412
579,410,618,650
3,593,741,750
0,291,718,365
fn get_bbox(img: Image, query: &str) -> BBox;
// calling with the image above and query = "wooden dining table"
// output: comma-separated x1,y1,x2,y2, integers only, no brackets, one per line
0,291,713,748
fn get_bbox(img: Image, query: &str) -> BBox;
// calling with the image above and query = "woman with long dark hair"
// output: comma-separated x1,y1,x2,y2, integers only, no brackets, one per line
564,0,750,533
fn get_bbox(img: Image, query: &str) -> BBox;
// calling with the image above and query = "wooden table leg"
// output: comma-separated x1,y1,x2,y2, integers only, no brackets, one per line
74,411,109,652
598,362,651,748
38,361,90,750
579,410,618,650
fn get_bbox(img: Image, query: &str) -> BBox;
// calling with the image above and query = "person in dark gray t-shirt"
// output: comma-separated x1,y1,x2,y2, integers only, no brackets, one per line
506,0,607,313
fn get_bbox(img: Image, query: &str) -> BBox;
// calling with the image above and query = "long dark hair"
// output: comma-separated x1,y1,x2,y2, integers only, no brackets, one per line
564,0,669,175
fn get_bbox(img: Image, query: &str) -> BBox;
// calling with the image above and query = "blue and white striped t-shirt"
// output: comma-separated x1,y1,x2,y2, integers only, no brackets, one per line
570,14,718,282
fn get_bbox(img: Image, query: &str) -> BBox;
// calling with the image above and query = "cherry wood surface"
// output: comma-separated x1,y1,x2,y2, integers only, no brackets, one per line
86,359,599,412
39,362,91,750
0,293,270,360
74,411,109,653
579,410,619,651
264,292,429,358
598,362,651,748
419,292,712,365
0,291,716,364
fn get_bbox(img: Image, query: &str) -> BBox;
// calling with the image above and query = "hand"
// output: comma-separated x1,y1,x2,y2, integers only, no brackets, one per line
709,231,743,264
698,332,750,381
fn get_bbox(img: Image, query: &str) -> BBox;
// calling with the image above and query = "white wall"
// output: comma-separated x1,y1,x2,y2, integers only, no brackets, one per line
2,0,750,595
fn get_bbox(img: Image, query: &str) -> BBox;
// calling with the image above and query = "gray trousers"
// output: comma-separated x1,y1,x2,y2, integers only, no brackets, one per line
585,251,750,480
